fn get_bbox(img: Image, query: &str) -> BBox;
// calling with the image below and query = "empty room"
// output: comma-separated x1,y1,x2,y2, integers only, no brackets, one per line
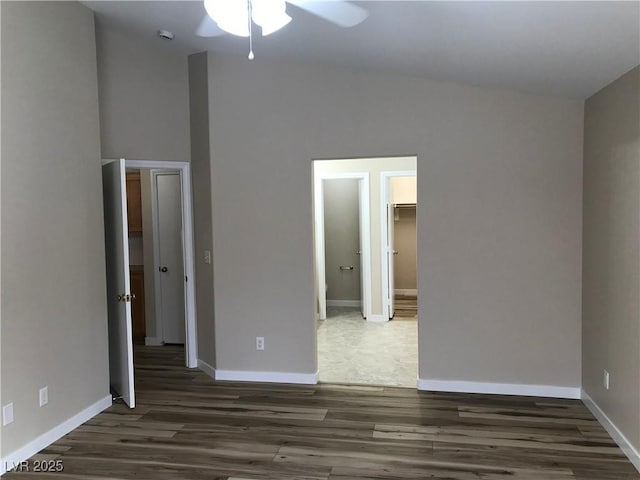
1,1,639,479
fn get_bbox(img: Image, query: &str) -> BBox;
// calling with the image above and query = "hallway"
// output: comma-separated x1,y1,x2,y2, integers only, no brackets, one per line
317,307,418,387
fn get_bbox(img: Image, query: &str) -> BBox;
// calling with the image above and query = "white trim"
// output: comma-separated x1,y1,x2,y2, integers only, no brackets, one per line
180,167,198,368
394,288,417,296
366,314,389,323
197,359,216,380
144,336,163,346
327,299,361,307
215,369,318,385
0,395,111,475
582,390,640,472
380,170,417,322
417,379,581,399
115,159,197,369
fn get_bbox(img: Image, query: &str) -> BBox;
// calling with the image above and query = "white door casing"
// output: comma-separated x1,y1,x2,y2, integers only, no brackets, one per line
102,159,136,408
155,172,186,344
104,159,198,369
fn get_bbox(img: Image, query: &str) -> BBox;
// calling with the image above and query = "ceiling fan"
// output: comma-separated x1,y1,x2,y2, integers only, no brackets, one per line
196,0,368,59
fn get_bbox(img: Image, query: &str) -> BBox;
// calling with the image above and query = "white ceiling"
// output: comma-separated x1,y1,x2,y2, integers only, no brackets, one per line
85,1,640,98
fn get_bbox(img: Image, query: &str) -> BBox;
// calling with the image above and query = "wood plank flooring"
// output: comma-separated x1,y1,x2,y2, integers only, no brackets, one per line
6,345,638,480
393,294,417,319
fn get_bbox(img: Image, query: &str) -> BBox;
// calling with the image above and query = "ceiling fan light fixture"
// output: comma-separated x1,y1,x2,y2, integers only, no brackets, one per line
252,0,291,36
204,0,249,37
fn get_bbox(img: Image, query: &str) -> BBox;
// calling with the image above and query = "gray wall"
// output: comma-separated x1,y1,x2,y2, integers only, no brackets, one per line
189,52,216,367
1,1,109,455
394,206,417,291
323,179,361,302
582,66,640,451
95,23,190,161
209,54,584,386
95,26,216,365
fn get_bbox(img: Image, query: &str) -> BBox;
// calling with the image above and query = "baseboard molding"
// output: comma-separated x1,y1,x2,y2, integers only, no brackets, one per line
197,358,216,380
418,379,581,399
394,289,417,296
367,314,389,323
0,395,111,475
326,299,360,308
582,390,640,472
145,336,163,346
215,369,318,385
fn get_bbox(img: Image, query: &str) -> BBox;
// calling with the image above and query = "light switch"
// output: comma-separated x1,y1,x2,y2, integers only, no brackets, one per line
204,250,212,264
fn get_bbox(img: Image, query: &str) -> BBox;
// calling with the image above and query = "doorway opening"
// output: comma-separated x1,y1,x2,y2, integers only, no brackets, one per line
102,159,197,408
382,172,418,321
313,157,418,388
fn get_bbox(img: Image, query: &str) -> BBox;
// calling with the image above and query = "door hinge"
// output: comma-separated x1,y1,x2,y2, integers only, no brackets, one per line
185,276,188,283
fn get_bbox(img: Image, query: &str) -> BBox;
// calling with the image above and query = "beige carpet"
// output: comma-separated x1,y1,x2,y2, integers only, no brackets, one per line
317,307,418,387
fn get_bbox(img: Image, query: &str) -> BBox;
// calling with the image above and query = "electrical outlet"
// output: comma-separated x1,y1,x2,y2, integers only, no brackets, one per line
204,250,212,265
256,337,265,351
603,370,610,390
39,386,49,407
2,403,14,426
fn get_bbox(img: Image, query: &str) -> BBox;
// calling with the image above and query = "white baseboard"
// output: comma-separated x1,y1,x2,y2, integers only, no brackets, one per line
582,390,640,472
394,289,417,296
145,336,163,346
197,358,216,380
418,379,581,399
367,314,389,323
0,395,111,475
327,299,360,308
215,369,318,385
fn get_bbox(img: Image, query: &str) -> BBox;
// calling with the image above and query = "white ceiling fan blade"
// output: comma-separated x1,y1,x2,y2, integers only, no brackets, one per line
288,0,368,28
196,15,225,37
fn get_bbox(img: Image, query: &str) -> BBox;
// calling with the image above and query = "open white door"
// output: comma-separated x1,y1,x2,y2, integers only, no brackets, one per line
102,159,135,408
387,202,395,319
358,179,367,318
314,177,327,320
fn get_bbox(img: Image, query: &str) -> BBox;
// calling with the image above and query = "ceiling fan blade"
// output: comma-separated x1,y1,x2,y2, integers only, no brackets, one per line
196,15,225,37
288,0,368,28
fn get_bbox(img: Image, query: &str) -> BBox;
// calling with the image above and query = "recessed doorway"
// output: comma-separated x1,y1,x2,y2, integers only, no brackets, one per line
313,156,418,388
102,159,197,408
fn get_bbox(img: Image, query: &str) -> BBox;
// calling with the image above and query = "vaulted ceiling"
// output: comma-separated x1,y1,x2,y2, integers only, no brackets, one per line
85,1,640,98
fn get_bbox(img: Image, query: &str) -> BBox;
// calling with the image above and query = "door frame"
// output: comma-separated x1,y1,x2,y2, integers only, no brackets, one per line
313,171,372,321
380,170,417,320
103,159,198,369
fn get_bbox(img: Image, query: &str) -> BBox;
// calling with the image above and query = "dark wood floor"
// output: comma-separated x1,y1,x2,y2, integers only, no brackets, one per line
394,294,417,319
7,345,639,479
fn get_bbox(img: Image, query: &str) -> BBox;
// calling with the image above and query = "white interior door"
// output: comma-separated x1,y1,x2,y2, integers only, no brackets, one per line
314,177,327,320
387,202,396,319
156,173,186,344
102,159,135,408
358,179,367,319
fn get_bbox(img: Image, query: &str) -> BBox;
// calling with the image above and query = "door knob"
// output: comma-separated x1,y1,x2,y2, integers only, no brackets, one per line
160,266,168,273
